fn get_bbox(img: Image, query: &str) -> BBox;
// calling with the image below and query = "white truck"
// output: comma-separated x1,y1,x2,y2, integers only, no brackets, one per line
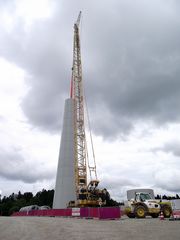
124,189,172,218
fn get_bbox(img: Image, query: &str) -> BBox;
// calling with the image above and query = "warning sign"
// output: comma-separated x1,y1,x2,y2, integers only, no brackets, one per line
72,208,80,216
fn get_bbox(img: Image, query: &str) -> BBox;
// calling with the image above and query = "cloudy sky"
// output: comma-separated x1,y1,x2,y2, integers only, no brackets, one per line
0,0,180,201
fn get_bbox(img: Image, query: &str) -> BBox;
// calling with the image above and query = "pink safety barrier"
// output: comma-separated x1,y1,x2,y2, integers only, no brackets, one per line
80,207,121,219
12,209,72,217
172,210,180,218
99,207,121,219
90,207,99,218
12,207,121,219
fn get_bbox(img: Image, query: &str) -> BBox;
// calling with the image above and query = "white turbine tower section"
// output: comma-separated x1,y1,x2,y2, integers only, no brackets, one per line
53,99,76,209
53,12,100,209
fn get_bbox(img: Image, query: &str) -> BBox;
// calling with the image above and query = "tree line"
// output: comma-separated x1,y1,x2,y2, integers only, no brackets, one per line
0,189,54,216
0,189,120,216
155,194,180,200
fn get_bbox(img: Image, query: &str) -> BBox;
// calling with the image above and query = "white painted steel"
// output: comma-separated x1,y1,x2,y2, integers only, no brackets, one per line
53,98,76,209
19,205,39,212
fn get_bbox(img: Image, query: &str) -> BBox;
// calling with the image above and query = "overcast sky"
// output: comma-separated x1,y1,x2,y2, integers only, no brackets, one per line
0,0,180,201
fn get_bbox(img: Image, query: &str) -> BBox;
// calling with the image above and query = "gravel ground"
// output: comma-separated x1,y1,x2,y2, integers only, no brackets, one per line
0,216,179,240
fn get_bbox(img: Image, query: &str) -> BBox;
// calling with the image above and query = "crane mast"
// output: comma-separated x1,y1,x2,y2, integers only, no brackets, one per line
71,11,87,198
68,12,110,207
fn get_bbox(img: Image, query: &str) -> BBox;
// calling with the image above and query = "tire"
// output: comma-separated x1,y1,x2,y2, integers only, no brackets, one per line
127,213,135,218
162,205,172,218
134,205,146,218
151,213,159,218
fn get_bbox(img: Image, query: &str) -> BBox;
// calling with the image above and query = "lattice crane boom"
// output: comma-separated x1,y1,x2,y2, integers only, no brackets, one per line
71,11,87,199
68,12,110,208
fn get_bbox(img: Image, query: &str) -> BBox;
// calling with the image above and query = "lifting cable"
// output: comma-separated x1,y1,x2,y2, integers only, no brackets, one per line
80,13,98,181
84,92,98,180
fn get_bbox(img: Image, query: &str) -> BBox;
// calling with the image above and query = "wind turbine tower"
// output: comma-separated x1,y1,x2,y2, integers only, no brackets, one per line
53,12,86,209
53,12,107,209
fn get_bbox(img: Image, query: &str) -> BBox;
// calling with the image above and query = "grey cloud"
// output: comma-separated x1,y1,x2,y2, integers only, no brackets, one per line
82,0,180,137
153,141,180,157
0,15,70,132
164,142,180,156
0,115,5,122
154,168,180,192
0,0,180,138
0,148,54,183
0,0,15,8
100,176,137,191
99,175,138,200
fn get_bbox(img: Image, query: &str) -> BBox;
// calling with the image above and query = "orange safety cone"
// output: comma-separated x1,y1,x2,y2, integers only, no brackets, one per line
159,211,164,220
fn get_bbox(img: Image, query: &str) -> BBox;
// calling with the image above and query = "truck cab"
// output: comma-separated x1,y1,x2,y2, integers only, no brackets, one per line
135,192,152,202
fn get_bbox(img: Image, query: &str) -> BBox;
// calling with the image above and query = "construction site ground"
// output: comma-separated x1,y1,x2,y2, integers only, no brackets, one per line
0,216,179,240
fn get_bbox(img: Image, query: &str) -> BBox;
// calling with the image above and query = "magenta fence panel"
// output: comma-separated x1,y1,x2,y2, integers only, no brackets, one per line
80,208,89,217
80,207,99,218
36,210,49,216
173,210,180,216
12,207,121,219
79,207,98,218
99,207,121,219
53,209,65,216
90,208,99,218
47,209,56,216
65,208,72,216
80,207,120,219
27,211,33,216
48,208,72,216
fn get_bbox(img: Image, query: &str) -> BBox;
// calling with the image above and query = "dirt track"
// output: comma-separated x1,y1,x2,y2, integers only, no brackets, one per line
0,216,179,240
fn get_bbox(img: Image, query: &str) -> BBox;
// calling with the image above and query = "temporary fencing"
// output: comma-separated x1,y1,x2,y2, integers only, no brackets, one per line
12,207,121,220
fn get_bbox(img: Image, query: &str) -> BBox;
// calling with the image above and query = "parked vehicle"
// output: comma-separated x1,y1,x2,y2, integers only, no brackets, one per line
124,189,172,218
